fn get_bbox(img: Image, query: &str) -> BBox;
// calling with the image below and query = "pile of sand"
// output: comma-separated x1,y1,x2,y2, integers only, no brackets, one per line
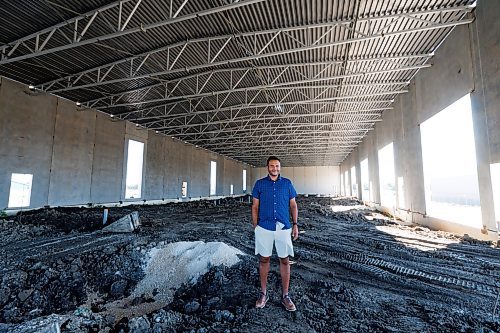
132,241,245,302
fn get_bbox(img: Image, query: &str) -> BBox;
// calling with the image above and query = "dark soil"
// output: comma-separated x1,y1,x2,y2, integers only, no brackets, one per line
1,196,499,332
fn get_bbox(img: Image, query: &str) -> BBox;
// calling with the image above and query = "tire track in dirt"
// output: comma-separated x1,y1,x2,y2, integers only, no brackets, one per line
296,239,499,312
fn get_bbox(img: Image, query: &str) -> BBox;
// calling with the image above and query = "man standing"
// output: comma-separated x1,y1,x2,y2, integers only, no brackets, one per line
251,156,299,311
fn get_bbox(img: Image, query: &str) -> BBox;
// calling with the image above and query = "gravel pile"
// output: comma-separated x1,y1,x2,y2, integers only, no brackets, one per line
133,241,245,302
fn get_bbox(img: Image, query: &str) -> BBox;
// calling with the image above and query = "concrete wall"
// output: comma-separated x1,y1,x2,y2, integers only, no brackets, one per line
91,112,126,203
252,165,341,195
189,148,209,198
223,158,243,196
340,0,499,241
144,132,165,200
0,78,57,208
49,99,96,206
0,77,251,209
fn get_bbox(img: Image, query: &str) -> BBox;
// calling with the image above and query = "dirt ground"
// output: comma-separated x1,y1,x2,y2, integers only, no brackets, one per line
0,196,499,333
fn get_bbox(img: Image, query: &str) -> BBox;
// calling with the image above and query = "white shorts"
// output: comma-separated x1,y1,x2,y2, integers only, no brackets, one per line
254,225,294,258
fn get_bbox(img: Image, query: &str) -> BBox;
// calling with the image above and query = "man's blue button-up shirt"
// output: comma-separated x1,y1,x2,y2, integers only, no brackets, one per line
252,175,297,231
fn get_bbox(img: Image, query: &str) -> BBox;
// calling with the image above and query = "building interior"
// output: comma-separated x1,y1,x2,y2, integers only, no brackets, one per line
0,0,499,332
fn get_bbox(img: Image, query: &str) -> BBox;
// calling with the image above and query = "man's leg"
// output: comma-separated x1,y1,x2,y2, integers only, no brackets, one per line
279,257,296,311
256,256,271,308
279,256,290,295
259,256,271,292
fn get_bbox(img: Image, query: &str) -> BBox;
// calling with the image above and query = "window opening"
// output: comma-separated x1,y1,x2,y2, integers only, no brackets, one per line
420,94,481,227
344,170,350,196
243,170,247,192
8,173,33,208
125,139,144,199
210,161,217,195
361,158,369,201
378,142,396,208
181,181,188,198
351,166,357,198
340,173,345,196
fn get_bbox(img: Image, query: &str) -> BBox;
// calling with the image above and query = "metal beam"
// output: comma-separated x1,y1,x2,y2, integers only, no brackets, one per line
130,92,399,123
154,108,388,135
228,151,352,158
205,142,361,152
183,134,365,145
100,81,410,109
108,64,422,119
223,150,354,157
35,8,472,92
0,0,266,65
165,122,377,138
81,56,421,108
146,104,390,139
1,0,132,58
191,131,364,142
167,111,386,139
181,131,371,147
134,92,399,126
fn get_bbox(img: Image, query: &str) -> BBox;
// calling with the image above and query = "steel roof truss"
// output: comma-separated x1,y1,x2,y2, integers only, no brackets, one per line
134,91,398,125
35,7,471,93
1,0,266,65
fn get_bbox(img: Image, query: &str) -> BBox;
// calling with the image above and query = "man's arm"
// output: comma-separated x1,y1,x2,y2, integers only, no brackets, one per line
290,198,299,240
252,197,260,229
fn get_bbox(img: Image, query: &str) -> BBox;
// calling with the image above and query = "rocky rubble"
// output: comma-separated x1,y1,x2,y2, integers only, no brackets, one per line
0,219,57,243
0,242,144,327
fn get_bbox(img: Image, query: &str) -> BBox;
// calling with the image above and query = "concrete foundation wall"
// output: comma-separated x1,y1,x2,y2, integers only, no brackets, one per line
253,166,340,195
0,78,250,209
340,1,499,241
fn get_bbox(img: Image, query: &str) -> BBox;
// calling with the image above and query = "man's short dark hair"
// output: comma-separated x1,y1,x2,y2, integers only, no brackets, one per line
267,156,281,166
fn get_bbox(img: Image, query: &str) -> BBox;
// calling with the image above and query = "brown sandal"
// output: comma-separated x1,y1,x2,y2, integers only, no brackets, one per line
282,294,296,312
255,291,269,308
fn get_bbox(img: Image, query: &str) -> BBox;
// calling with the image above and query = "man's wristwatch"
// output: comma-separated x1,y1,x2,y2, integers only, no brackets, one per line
292,222,297,226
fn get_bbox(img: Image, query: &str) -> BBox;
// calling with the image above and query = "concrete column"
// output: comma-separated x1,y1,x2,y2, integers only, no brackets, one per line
367,130,381,204
469,0,499,236
400,84,426,217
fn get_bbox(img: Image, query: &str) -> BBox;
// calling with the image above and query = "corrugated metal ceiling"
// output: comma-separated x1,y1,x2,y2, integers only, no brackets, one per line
0,0,476,166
